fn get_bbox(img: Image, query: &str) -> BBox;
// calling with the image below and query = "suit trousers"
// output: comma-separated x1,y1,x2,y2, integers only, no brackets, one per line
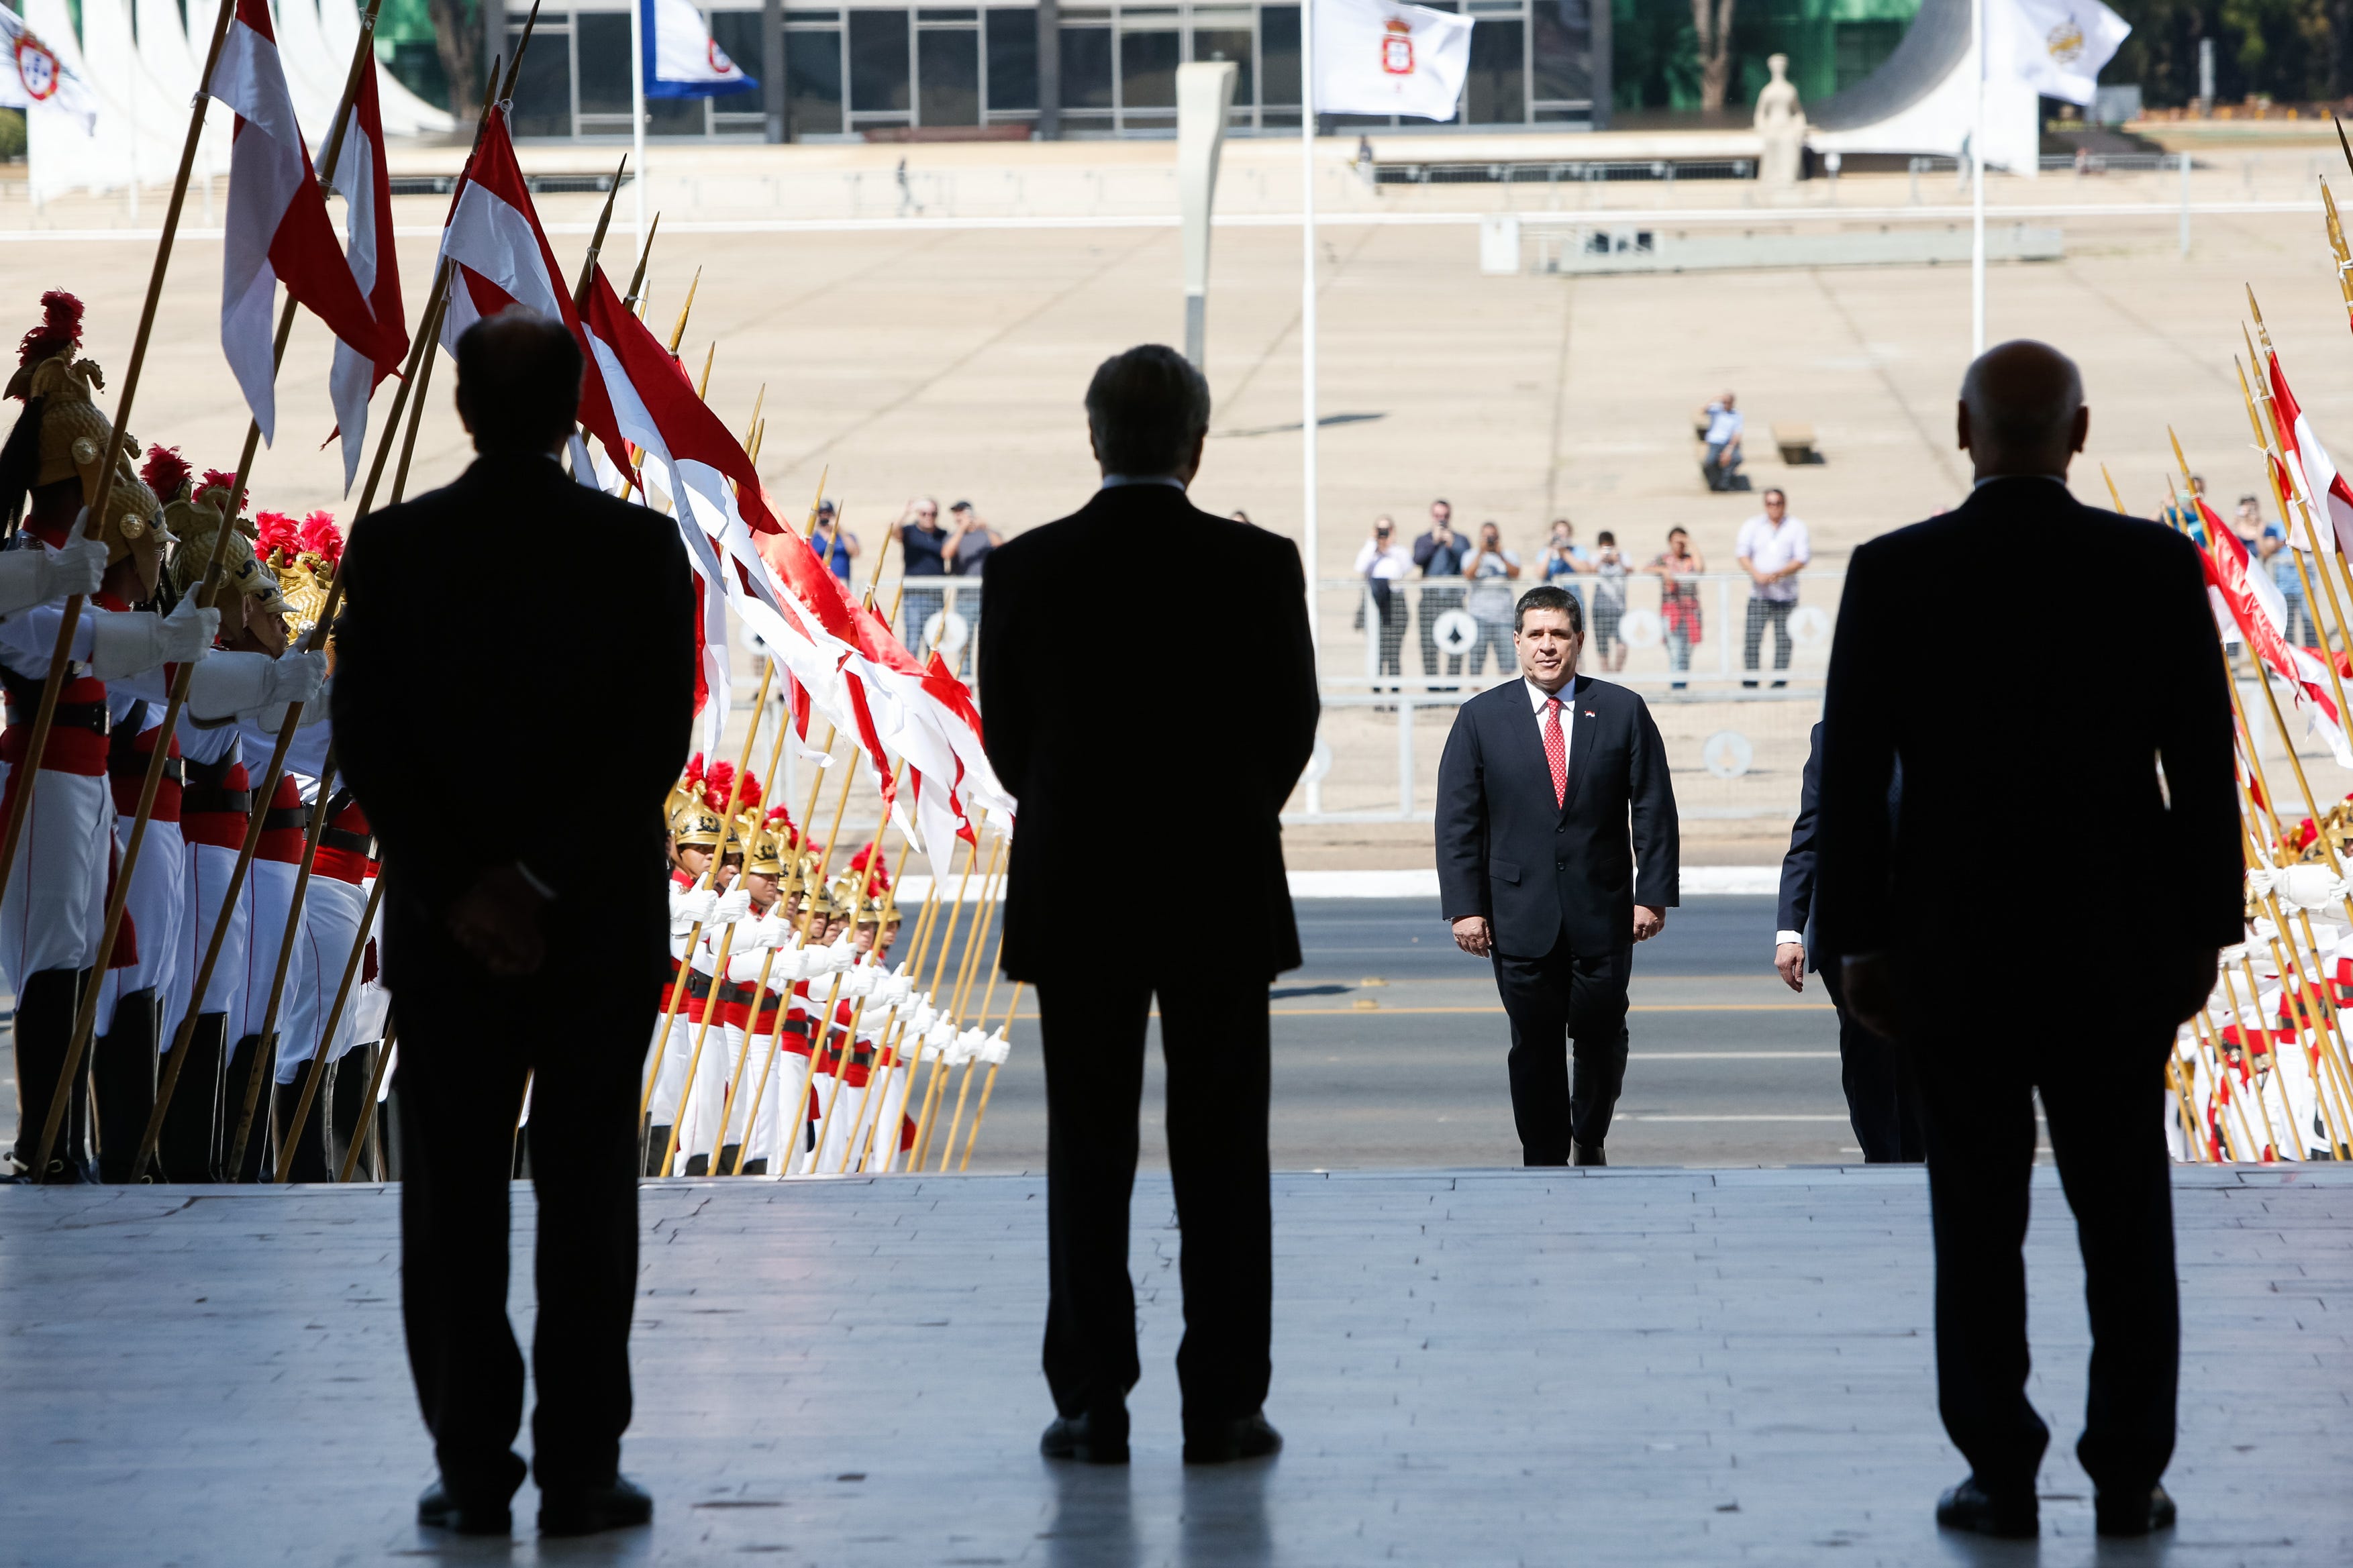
1035,970,1272,1428
394,953,643,1507
1816,960,1924,1163
1907,1002,2179,1499
1491,931,1631,1163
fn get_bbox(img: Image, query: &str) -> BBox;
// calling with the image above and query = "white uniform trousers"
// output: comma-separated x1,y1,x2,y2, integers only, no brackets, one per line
279,876,366,1082
243,858,299,1065
734,1035,811,1173
0,766,108,994
805,1073,870,1175
96,815,183,1038
859,1061,915,1173
672,1007,732,1169
180,839,252,1034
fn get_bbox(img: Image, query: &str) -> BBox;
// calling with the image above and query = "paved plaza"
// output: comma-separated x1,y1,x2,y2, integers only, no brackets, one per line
1,1165,2346,1567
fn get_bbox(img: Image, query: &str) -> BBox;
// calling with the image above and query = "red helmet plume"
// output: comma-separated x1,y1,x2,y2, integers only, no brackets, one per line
298,510,343,564
197,468,245,515
254,510,300,562
140,444,192,502
15,289,83,372
702,760,738,811
733,768,763,812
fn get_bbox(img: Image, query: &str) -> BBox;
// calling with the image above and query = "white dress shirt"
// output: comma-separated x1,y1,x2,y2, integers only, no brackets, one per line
1734,513,1811,604
1525,675,1575,774
1100,474,1187,490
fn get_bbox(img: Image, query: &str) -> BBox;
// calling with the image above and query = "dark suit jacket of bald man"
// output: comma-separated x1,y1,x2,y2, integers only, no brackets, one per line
1813,475,2240,1503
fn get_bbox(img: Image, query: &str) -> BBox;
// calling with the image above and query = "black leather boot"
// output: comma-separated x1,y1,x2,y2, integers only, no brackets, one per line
274,1057,331,1183
326,1051,370,1180
643,1125,672,1178
220,1033,274,1182
5,968,92,1183
157,1012,228,1182
92,988,160,1183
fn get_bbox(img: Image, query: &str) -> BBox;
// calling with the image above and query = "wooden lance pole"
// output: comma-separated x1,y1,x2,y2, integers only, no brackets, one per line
335,1018,398,1184
909,834,1005,1168
917,841,1009,1170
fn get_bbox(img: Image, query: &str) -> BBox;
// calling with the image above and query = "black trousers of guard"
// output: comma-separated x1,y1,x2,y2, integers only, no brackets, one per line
1817,960,1924,1163
1906,992,2179,1500
395,956,642,1508
1491,929,1630,1163
1036,970,1271,1431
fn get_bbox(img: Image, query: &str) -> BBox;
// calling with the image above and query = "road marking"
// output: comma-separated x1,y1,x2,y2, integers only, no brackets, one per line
1262,1003,1833,1016
1626,1115,1854,1122
1630,1051,1840,1059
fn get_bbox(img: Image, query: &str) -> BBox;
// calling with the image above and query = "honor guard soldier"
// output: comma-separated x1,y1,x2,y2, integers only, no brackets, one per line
650,761,746,1172
0,298,218,1180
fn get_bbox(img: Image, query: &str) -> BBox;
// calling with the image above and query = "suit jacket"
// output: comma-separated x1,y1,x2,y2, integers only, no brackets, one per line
1777,720,1901,972
1814,477,2242,975
331,452,697,994
978,483,1319,983
1435,672,1680,958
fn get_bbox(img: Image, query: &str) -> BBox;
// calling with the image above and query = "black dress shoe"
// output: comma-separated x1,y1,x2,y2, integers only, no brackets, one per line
740,1158,768,1175
417,1482,511,1536
1040,1410,1130,1465
2095,1484,2176,1537
1183,1410,1283,1465
1934,1477,2037,1538
540,1475,654,1536
1570,1141,1606,1167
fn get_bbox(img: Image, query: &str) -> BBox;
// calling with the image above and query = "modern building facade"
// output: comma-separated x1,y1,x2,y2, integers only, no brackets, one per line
497,0,1609,140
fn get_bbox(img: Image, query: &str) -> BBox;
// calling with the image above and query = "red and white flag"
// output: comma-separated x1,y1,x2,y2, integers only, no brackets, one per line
207,0,390,443
436,103,631,476
2264,349,2353,555
2197,495,2353,765
323,60,407,494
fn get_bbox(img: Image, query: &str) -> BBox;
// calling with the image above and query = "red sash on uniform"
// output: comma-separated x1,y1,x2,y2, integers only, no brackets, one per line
181,761,251,849
108,724,183,821
254,772,307,863
314,797,372,886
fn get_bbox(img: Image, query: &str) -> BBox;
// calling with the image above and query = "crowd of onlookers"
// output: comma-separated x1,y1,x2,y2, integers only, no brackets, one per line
805,495,1003,669
1352,492,1812,690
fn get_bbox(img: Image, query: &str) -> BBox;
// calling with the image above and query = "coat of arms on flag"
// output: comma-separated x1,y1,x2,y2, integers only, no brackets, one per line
1381,18,1413,76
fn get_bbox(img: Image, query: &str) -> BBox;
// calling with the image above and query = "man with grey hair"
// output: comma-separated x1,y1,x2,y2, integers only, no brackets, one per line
979,344,1319,1467
1814,340,2240,1540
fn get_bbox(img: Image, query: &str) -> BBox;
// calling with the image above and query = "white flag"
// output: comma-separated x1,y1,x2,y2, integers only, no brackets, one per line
1312,0,1473,121
642,0,757,99
0,2,99,132
1999,0,2130,107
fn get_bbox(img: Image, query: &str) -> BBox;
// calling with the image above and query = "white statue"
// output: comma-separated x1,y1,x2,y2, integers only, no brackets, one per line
1754,53,1806,190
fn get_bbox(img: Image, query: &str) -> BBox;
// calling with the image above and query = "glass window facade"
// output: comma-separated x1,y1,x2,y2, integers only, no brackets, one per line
503,1,1601,140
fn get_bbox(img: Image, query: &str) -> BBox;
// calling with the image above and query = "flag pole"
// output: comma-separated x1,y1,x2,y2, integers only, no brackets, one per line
702,689,799,1171
1299,0,1320,651
957,979,1021,1170
266,871,388,1180
630,0,648,251
1970,0,1985,357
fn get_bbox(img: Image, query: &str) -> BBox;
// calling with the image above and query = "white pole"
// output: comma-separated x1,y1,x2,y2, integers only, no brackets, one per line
1970,0,1985,356
2179,149,2191,257
1300,1,1319,653
631,0,649,247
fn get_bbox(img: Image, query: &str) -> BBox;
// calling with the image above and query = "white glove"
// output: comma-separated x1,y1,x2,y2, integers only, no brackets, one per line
950,1026,987,1065
841,961,880,1000
0,533,107,615
925,1016,960,1053
670,886,717,933
740,912,791,951
817,933,857,976
262,649,326,708
88,596,217,680
881,970,915,1008
979,1027,1011,1066
711,886,753,927
908,1004,938,1037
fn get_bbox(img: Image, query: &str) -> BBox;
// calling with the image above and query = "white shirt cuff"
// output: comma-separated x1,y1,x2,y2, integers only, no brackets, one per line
514,861,558,901
1774,930,1803,949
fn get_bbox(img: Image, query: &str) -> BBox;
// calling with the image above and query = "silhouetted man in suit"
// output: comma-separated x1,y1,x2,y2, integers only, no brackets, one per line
979,344,1317,1466
1816,341,2240,1540
1435,584,1680,1166
1774,721,1921,1161
334,309,695,1539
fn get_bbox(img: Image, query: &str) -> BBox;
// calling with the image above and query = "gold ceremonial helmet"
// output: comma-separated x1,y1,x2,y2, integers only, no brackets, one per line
669,791,727,849
258,511,340,641
167,474,293,621
17,353,168,596
799,878,838,923
744,806,801,878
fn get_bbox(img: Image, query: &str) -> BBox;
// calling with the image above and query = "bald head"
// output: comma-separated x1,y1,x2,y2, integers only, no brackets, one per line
1958,339,2088,480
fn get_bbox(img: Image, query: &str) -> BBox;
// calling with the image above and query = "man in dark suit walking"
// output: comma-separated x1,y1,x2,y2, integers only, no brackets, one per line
1816,340,2240,1540
979,344,1318,1466
333,310,696,1538
1774,721,1921,1161
1434,583,1679,1166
